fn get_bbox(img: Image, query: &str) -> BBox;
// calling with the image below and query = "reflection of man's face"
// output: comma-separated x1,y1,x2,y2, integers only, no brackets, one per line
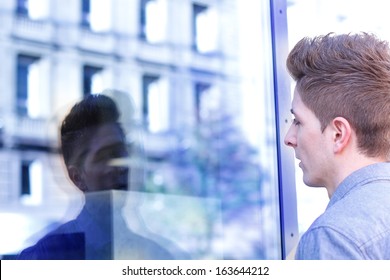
79,122,129,192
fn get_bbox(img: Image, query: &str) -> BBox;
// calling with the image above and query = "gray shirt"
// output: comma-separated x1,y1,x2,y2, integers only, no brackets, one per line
295,162,390,259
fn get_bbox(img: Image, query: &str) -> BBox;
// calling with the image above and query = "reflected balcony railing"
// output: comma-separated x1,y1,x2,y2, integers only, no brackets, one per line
77,28,116,53
2,114,54,147
12,15,54,42
11,14,117,54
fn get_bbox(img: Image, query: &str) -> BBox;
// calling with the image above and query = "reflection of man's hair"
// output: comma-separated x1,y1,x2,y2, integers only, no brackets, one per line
60,94,123,168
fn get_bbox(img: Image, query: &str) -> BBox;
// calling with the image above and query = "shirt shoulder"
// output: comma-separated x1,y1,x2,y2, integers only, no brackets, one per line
296,181,390,259
17,232,86,260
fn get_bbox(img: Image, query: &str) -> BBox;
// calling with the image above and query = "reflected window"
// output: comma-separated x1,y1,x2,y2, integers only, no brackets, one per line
81,0,90,28
21,160,32,196
194,82,220,123
20,159,42,205
16,54,40,117
139,0,150,38
16,0,49,20
192,3,218,53
16,0,28,16
81,0,111,32
83,65,103,96
3,0,290,260
140,0,167,43
142,74,169,133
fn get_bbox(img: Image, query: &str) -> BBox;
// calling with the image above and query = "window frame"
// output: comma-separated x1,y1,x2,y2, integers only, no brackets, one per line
16,54,40,117
81,0,91,28
194,81,211,123
142,73,160,131
83,65,103,97
270,0,299,259
20,160,33,196
139,0,153,40
192,3,208,52
15,0,29,16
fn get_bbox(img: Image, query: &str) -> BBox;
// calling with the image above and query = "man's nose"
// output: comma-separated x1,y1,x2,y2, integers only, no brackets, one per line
284,125,297,147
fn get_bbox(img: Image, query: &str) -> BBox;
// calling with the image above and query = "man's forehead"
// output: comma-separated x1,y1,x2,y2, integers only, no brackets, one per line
290,88,300,113
88,123,126,150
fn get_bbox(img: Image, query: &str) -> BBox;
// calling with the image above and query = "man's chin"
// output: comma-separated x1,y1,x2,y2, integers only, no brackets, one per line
303,178,324,188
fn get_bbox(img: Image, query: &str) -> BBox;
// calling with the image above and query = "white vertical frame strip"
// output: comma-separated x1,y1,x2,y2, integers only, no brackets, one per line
270,0,299,259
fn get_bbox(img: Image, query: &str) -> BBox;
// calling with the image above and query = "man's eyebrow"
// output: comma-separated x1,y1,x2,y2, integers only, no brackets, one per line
95,143,128,158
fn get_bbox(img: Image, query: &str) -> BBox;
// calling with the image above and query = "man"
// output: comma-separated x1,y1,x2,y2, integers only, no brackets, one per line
18,94,176,259
284,33,390,259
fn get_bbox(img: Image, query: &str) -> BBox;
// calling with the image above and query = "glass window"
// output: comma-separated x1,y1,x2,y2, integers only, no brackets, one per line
20,160,32,196
20,159,42,206
192,3,218,53
83,65,104,96
81,0,91,28
81,0,111,31
140,0,167,43
28,0,49,20
16,0,28,16
89,0,111,32
142,74,169,133
194,82,221,123
0,0,295,260
16,54,40,117
139,0,150,38
194,82,210,123
15,0,49,20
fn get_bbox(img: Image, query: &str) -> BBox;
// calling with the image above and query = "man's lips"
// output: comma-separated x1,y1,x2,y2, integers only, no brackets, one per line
113,183,128,190
295,156,302,168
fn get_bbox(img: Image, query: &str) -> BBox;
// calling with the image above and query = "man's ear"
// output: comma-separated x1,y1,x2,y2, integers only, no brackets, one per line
68,165,87,192
330,117,352,154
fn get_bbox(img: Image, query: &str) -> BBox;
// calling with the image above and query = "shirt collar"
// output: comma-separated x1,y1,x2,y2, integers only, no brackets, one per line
327,162,390,209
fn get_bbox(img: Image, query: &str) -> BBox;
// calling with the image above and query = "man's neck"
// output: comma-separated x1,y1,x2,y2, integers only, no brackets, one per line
326,155,385,198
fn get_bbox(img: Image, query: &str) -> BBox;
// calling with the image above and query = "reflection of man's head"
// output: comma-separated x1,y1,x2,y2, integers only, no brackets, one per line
60,94,129,193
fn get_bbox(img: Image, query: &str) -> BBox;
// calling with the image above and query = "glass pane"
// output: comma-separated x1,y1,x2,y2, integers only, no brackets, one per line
0,0,283,260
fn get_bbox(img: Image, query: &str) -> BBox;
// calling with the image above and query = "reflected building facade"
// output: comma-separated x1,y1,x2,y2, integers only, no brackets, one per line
0,0,283,259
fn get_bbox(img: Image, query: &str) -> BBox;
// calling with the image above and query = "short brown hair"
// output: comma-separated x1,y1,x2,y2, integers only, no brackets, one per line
60,94,122,167
287,33,390,159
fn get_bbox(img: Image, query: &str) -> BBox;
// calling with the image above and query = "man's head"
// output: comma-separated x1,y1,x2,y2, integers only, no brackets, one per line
284,33,390,193
286,33,390,159
61,94,130,192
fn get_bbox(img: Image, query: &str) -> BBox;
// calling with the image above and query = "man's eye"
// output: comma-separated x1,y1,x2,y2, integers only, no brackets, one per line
95,146,129,163
95,152,111,163
293,119,300,126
